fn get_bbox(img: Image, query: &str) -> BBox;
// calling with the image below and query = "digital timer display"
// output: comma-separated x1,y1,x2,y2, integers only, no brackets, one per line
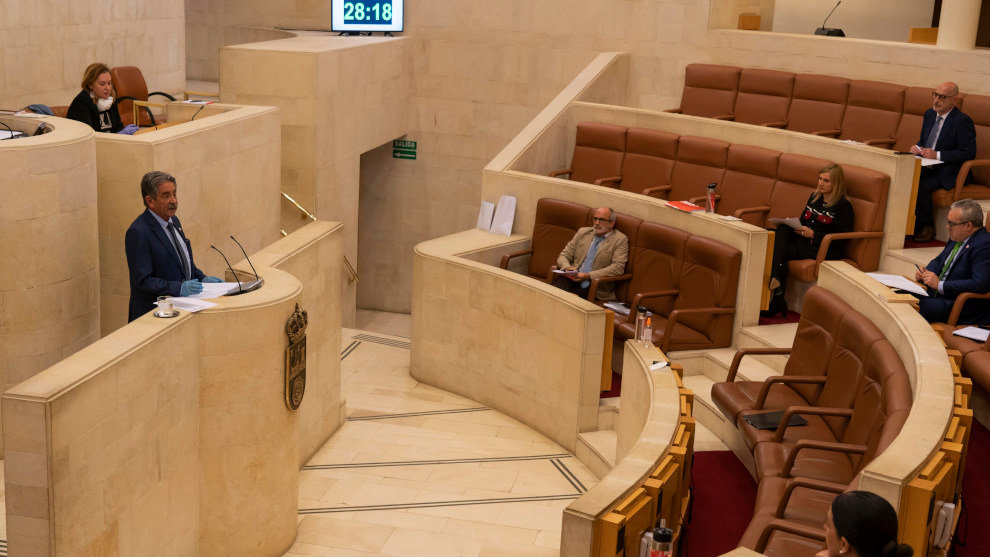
332,0,403,32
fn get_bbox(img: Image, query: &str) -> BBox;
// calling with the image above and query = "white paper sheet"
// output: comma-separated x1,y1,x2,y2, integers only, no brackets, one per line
183,281,245,300
490,195,516,236
476,201,495,231
768,217,802,229
866,272,928,297
169,298,218,313
953,326,990,343
918,157,944,167
0,130,24,139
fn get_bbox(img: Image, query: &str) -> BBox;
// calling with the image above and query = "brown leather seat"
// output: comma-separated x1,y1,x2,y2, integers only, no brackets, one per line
499,198,591,281
617,127,678,194
893,86,933,152
666,63,740,119
644,135,728,200
784,74,850,136
963,348,990,394
549,122,627,186
710,144,780,227
787,164,889,281
732,68,795,127
836,80,906,147
931,93,990,206
50,105,69,118
110,66,175,127
766,153,831,221
588,212,643,303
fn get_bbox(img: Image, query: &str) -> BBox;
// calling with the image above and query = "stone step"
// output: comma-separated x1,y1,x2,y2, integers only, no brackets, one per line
577,430,617,478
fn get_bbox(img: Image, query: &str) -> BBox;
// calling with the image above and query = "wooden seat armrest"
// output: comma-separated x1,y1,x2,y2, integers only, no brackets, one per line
594,176,623,188
725,347,793,382
733,206,771,218
545,265,559,283
754,519,825,552
631,290,679,308
499,247,534,270
664,108,682,114
951,159,990,202
781,439,866,476
642,185,672,198
687,193,720,205
587,274,633,301
947,291,990,325
810,231,884,279
660,307,735,352
775,477,847,518
761,121,788,129
864,137,896,148
773,406,854,442
549,168,572,178
811,129,842,138
753,376,827,409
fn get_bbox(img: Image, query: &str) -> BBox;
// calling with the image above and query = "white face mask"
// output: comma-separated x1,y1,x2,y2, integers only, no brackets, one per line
96,97,114,112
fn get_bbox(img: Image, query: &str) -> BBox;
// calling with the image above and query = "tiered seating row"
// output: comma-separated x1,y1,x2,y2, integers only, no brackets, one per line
500,198,741,354
669,63,990,204
710,286,913,556
551,123,889,281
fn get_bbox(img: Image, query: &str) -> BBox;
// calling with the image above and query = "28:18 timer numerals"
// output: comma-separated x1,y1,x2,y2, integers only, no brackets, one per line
343,1,392,22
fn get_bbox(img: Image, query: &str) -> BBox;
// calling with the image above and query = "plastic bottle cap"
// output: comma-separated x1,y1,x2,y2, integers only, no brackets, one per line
653,526,673,542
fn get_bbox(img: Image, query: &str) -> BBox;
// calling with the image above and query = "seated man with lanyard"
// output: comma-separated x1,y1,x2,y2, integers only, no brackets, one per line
552,207,629,301
914,198,990,325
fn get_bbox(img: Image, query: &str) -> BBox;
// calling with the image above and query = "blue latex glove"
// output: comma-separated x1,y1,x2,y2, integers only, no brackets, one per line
202,276,223,283
179,280,203,297
118,124,139,135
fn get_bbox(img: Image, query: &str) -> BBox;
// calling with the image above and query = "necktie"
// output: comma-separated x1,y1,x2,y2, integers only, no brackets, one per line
926,115,943,149
167,222,191,280
578,235,603,288
939,242,961,280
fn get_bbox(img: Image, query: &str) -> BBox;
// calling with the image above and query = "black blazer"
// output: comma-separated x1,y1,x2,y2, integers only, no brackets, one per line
917,107,977,189
920,227,990,325
66,90,123,133
124,210,206,321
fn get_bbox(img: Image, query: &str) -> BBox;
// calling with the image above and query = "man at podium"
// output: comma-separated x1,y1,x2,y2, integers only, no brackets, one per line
124,171,222,321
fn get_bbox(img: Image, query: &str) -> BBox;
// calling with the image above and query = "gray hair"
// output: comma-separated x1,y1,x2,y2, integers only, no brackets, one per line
597,207,617,223
951,198,984,227
140,171,176,204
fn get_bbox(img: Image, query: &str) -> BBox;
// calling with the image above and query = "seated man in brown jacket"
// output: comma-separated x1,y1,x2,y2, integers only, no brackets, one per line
552,207,629,301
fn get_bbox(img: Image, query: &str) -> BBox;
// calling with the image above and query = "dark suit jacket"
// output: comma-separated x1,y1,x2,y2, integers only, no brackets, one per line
125,210,206,321
916,107,977,189
66,90,123,133
920,227,990,325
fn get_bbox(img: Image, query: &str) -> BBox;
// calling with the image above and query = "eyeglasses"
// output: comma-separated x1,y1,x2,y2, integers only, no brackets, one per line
932,91,957,101
592,217,612,223
946,220,968,228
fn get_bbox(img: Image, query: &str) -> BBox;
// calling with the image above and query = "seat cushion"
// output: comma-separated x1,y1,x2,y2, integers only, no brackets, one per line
711,381,808,424
943,325,985,357
752,440,855,484
963,350,990,393
739,412,836,452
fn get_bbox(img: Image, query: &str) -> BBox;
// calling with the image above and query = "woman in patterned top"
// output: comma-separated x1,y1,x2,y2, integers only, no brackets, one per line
764,163,854,317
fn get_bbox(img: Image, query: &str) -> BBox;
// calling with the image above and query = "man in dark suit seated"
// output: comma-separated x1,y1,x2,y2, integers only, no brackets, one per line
915,199,990,324
552,207,629,301
124,171,222,321
911,81,977,242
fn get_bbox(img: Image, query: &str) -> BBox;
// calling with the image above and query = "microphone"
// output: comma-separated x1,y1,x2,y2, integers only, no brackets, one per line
0,120,17,140
190,104,206,121
229,235,261,281
814,1,845,37
210,245,244,295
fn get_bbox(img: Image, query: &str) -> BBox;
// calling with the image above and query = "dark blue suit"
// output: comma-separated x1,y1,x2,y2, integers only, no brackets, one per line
919,227,990,325
125,210,205,321
915,107,977,229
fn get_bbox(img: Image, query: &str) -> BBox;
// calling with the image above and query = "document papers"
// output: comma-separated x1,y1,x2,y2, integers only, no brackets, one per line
953,326,990,343
476,201,495,231
490,195,516,236
184,281,245,300
866,273,928,297
170,298,217,313
917,157,944,167
0,130,24,139
768,217,802,229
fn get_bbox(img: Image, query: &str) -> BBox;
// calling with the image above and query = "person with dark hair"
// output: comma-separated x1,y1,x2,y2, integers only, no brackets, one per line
66,62,137,134
764,163,854,317
124,171,222,321
818,491,913,557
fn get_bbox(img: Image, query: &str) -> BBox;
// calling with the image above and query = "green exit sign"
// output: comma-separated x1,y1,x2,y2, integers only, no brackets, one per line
393,139,416,160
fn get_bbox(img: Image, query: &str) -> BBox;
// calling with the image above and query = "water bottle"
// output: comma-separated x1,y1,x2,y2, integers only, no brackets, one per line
706,182,717,214
643,312,653,346
650,519,673,557
635,306,648,344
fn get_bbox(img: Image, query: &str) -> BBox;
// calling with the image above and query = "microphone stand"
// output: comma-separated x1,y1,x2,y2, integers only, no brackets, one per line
211,245,244,294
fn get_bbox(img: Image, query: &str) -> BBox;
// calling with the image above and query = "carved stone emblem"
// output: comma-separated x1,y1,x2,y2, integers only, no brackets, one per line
285,303,308,411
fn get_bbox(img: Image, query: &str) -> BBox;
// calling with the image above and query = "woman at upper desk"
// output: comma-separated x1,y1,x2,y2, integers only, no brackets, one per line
66,63,137,135
765,162,854,317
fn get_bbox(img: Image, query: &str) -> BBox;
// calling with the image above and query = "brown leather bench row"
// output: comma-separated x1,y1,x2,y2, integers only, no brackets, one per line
500,198,741,355
551,122,889,281
708,286,913,556
668,63,990,205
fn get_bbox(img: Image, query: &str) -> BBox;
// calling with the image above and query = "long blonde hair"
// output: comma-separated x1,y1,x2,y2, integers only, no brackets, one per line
810,163,847,207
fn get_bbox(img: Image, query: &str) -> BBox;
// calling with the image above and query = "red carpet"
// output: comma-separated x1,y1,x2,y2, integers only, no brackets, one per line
601,371,622,398
684,451,757,556
758,309,800,326
903,235,946,249
956,419,990,556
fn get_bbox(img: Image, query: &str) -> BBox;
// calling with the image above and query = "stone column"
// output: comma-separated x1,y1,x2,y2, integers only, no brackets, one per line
936,0,981,50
